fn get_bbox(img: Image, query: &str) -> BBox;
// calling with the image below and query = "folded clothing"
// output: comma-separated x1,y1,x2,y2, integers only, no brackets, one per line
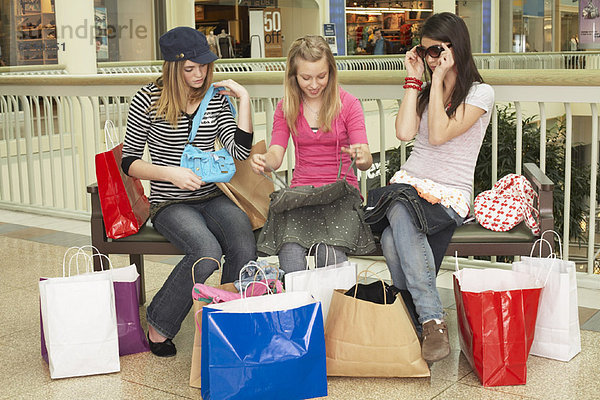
345,281,401,304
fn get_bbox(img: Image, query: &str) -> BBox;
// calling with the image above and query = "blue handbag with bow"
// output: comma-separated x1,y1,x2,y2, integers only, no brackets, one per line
180,85,237,183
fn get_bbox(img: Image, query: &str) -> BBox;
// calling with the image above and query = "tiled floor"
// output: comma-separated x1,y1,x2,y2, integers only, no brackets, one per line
1,209,599,399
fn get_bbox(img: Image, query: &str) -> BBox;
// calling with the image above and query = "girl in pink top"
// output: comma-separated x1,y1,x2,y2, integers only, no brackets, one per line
250,35,373,272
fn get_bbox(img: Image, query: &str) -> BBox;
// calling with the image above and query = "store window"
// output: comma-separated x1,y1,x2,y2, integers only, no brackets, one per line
499,0,554,53
0,0,154,66
345,0,433,55
93,0,154,62
0,0,57,66
194,0,319,59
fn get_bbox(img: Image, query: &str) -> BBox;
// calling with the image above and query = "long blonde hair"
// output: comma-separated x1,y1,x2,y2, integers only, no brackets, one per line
283,35,340,134
150,60,214,127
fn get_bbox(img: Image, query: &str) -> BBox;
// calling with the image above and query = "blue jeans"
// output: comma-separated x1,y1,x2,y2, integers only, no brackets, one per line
278,242,348,274
381,200,462,324
148,195,256,338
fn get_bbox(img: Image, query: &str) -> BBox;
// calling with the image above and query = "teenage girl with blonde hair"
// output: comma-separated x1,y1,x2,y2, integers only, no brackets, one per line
251,35,374,271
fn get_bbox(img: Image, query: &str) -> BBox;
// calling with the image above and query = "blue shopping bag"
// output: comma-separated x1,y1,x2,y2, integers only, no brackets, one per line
201,291,327,400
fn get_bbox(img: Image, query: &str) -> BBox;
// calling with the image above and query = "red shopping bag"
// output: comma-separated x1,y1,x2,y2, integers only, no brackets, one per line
95,121,149,239
453,266,543,387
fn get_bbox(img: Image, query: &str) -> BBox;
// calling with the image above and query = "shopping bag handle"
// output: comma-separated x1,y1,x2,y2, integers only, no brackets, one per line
305,243,336,270
104,120,119,150
355,269,388,304
239,261,273,297
241,280,272,299
529,237,556,259
63,247,91,277
62,245,109,276
77,245,114,271
528,238,558,287
191,257,221,285
454,251,460,272
540,229,563,259
362,261,385,276
194,309,203,333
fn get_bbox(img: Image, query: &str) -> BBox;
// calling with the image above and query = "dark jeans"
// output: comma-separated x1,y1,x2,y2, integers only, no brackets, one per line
148,195,256,338
367,184,462,330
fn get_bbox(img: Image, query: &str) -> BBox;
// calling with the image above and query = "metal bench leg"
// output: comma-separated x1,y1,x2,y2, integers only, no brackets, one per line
130,254,146,306
92,248,106,272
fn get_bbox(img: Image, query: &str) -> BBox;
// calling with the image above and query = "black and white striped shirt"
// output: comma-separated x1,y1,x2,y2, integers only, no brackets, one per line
122,83,253,204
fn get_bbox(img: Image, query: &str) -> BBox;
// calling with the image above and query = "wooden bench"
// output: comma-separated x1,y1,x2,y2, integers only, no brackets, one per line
87,162,554,305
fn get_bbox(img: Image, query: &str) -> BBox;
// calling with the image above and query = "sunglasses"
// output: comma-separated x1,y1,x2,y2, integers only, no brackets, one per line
416,43,453,58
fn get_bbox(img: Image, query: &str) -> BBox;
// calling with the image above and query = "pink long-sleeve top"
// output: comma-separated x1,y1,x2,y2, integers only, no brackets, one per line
270,87,368,190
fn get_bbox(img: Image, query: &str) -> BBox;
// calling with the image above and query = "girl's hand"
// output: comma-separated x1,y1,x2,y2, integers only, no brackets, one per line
431,43,455,81
213,79,249,100
168,166,204,190
250,153,267,174
405,46,425,79
341,143,372,170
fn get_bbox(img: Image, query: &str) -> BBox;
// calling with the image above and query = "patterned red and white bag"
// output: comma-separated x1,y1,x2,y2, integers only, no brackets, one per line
473,174,540,235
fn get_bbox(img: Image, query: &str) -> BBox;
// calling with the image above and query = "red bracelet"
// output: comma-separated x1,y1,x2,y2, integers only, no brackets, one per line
403,84,422,91
404,77,423,86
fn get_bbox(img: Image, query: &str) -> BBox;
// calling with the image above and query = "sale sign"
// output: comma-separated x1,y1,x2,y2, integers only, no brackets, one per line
264,8,283,57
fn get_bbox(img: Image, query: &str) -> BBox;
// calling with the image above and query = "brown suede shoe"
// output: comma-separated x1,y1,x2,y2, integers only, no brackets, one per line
421,320,450,363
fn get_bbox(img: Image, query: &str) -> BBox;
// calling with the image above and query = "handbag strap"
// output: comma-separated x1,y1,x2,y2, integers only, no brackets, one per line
187,84,237,145
337,151,357,181
261,165,289,188
261,150,357,188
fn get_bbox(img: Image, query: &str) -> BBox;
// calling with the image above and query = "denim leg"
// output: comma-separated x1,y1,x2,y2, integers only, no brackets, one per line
381,227,407,290
313,245,348,268
278,243,348,273
148,196,256,338
149,203,222,338
384,200,444,323
199,196,257,284
382,226,420,331
278,243,309,273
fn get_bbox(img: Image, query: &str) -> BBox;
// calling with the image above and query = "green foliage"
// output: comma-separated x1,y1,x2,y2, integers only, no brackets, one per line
385,104,596,243
385,143,410,183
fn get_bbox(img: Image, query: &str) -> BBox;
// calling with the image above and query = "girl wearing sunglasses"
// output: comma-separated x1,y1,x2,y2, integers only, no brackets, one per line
381,13,494,363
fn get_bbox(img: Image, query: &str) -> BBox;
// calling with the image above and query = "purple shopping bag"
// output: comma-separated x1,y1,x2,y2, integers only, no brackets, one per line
40,264,149,360
113,271,150,355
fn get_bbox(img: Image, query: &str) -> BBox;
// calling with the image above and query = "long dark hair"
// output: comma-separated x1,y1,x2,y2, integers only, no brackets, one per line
417,12,483,118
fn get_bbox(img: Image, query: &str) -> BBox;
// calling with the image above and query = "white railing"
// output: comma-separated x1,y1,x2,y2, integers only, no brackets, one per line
473,51,600,69
95,52,599,73
1,52,599,76
0,64,68,75
94,56,406,74
0,70,598,287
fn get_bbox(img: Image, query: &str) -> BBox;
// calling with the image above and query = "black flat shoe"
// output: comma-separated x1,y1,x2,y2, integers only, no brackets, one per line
147,332,177,357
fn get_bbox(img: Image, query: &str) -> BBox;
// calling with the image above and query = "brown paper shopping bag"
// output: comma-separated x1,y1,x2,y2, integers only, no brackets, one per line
216,140,274,230
189,282,238,388
189,257,239,388
325,276,430,377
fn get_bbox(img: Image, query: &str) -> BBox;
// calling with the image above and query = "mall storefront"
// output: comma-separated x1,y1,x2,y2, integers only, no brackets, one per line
0,0,594,67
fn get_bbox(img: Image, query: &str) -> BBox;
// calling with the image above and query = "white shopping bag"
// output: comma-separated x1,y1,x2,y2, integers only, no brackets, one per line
512,232,581,361
285,244,357,324
39,247,120,379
